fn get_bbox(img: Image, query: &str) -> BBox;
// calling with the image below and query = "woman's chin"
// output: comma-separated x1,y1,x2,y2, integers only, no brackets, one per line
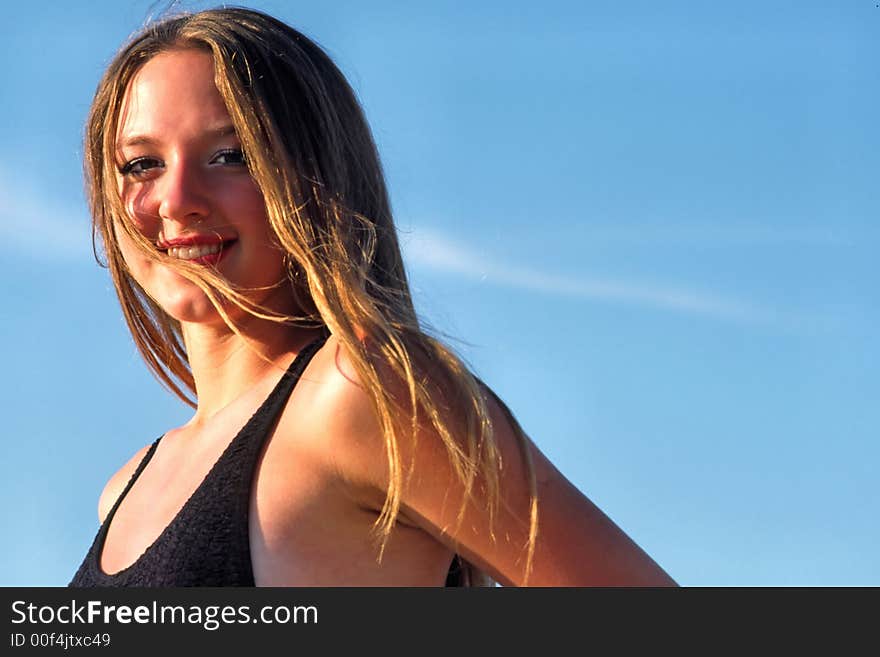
149,283,224,325
146,268,289,327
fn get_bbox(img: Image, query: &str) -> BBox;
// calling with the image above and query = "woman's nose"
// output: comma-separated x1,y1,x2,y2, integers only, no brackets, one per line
156,159,210,225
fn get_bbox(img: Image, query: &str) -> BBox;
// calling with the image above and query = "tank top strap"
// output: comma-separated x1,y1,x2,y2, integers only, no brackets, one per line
102,435,163,527
227,333,328,464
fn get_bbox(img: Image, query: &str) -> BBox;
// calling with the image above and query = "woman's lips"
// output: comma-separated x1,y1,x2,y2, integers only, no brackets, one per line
160,238,237,266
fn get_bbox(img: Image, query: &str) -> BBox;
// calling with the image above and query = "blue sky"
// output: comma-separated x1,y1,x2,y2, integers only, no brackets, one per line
1,0,877,585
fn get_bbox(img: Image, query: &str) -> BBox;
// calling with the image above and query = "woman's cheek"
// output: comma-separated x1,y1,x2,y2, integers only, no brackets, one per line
115,189,161,271
114,221,154,279
120,180,161,233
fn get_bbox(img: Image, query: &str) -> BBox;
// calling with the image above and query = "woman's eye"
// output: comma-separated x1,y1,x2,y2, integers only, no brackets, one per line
212,149,247,166
119,157,162,177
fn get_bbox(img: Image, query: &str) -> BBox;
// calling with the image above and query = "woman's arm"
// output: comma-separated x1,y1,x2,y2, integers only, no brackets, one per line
312,338,677,587
397,391,676,586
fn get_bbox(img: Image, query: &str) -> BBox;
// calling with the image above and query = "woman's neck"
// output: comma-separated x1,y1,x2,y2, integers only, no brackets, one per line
181,316,324,424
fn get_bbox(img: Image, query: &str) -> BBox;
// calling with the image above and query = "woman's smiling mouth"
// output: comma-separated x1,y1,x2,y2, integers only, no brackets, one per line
158,237,237,265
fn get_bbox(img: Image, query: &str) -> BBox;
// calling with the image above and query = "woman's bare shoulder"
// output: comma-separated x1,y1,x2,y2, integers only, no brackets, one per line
97,443,154,525
288,334,388,476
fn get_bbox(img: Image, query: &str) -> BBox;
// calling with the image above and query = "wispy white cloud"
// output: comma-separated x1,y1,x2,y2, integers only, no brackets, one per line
562,224,857,247
402,227,810,329
0,170,92,262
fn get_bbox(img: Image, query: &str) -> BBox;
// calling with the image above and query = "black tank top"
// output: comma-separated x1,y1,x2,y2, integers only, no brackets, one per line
69,336,326,587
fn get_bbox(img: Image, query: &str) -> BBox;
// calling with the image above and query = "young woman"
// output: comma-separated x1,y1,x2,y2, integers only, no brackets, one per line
69,7,676,587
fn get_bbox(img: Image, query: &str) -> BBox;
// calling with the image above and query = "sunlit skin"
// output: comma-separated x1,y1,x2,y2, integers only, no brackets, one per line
98,49,678,586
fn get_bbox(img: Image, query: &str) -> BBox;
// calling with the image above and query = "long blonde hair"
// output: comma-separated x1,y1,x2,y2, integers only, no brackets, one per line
86,7,537,585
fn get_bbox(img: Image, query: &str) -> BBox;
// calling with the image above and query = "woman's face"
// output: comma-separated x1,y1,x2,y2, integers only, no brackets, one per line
114,48,289,325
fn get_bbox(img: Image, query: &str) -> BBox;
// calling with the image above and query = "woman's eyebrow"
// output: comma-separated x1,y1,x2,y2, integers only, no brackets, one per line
117,124,238,149
118,134,159,149
212,124,238,137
